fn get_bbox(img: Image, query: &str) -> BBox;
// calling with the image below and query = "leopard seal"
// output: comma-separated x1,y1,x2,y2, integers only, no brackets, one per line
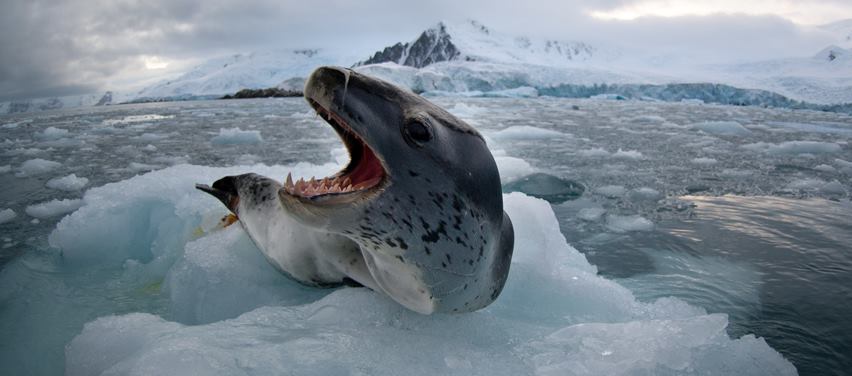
196,66,514,314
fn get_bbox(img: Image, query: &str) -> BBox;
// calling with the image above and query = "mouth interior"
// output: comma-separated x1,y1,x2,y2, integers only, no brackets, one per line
282,99,386,199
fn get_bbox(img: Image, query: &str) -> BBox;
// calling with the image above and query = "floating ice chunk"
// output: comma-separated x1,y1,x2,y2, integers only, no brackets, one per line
742,141,841,155
785,178,826,191
691,157,718,165
25,199,83,219
0,209,16,224
102,114,174,126
63,183,793,375
235,154,260,165
691,121,751,136
40,138,84,148
821,181,846,195
490,126,570,140
128,162,159,173
813,164,836,173
494,155,535,184
835,159,852,174
46,174,89,191
595,185,626,197
0,165,10,174
721,168,753,178
629,187,662,201
577,207,606,221
36,126,69,141
136,133,166,142
612,148,643,160
210,128,263,145
502,173,584,203
631,115,666,124
2,122,20,129
143,144,157,152
447,103,485,118
167,225,327,324
577,147,609,158
16,158,61,176
4,147,43,156
607,214,654,233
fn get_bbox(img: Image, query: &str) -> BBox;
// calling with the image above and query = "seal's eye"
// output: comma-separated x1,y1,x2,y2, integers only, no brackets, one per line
402,119,432,146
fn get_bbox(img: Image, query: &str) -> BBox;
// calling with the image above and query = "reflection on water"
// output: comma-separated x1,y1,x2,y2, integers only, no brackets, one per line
563,195,852,376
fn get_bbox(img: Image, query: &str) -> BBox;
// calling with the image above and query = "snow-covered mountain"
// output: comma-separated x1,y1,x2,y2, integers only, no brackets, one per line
349,20,852,105
133,49,357,100
356,20,601,68
820,19,852,48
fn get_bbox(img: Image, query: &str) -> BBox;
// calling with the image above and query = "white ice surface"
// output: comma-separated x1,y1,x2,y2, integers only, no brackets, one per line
742,141,842,155
0,209,16,224
606,215,655,233
52,164,795,376
46,174,89,191
210,127,264,145
16,158,62,176
25,199,84,219
36,126,70,141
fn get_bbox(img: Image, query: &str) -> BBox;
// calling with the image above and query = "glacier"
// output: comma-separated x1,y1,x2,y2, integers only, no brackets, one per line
41,164,797,375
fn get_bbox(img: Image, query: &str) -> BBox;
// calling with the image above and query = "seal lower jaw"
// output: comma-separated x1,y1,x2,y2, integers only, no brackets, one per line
280,98,388,206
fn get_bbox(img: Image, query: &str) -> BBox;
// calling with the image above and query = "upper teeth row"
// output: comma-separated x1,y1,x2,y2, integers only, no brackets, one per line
283,172,357,196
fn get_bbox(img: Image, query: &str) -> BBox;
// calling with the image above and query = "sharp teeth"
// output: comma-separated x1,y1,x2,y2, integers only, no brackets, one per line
285,173,293,190
342,177,351,187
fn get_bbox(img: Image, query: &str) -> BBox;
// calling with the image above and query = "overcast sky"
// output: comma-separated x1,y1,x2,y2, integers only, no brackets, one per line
1,0,849,101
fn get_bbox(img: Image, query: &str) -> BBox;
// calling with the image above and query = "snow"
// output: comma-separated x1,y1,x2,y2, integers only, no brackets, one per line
25,199,84,219
135,49,358,100
54,166,794,375
16,158,62,176
607,215,655,233
691,121,751,136
0,209,16,224
46,174,89,191
210,127,264,145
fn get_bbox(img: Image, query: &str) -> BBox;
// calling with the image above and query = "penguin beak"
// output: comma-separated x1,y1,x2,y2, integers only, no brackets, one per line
196,176,241,213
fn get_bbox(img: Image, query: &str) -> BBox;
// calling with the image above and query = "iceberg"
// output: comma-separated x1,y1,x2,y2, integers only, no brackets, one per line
49,165,795,375
210,127,264,145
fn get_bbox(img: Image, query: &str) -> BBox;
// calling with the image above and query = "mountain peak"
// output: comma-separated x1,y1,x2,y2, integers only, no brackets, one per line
355,21,460,68
355,20,598,69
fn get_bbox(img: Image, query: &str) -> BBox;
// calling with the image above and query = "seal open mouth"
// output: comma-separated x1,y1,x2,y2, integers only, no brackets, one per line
281,98,387,202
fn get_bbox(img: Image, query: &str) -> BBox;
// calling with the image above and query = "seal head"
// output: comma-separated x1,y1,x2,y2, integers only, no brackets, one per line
293,66,513,313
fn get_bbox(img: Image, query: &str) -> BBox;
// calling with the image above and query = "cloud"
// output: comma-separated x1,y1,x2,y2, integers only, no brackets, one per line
0,0,848,101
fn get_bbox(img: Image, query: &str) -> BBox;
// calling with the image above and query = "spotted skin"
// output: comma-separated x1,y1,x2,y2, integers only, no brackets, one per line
200,66,514,314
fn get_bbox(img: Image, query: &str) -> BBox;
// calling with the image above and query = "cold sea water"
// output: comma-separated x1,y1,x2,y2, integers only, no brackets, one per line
0,97,850,375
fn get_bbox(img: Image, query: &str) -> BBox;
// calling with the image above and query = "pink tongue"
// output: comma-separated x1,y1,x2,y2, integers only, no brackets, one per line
349,144,383,185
